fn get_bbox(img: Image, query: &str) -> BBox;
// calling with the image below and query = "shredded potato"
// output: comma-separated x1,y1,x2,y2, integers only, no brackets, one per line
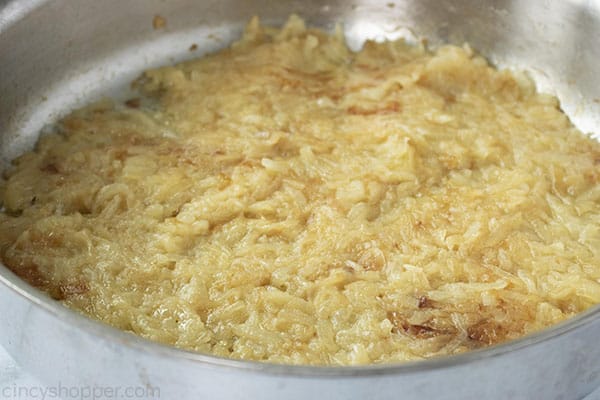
2,15,600,365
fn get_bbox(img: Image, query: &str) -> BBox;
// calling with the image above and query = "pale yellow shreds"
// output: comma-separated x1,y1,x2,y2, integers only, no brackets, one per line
2,15,600,365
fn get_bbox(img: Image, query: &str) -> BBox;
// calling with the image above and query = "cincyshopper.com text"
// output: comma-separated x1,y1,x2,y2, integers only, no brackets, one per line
1,382,160,400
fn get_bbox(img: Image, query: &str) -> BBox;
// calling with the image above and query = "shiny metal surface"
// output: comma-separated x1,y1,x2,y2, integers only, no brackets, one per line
1,0,600,399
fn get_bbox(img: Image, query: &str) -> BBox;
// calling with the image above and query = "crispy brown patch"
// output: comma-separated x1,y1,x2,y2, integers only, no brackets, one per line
355,63,379,71
403,324,439,338
443,93,456,104
467,319,508,345
239,159,261,168
282,67,332,82
418,295,432,308
347,101,401,116
127,135,145,146
58,281,90,299
387,311,446,338
361,261,382,271
61,117,85,131
584,169,599,184
40,163,60,174
110,148,129,161
7,261,48,288
277,77,303,89
29,229,63,248
3,259,68,299
153,15,167,30
387,311,403,333
125,98,141,108
276,69,335,94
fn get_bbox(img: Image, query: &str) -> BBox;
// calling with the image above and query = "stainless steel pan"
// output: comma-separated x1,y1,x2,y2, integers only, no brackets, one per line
1,1,600,399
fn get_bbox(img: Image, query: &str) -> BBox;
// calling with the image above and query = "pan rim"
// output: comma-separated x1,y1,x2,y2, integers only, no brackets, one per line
2,0,600,380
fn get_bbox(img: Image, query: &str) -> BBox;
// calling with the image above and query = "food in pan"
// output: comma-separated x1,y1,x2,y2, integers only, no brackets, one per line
1,15,600,365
